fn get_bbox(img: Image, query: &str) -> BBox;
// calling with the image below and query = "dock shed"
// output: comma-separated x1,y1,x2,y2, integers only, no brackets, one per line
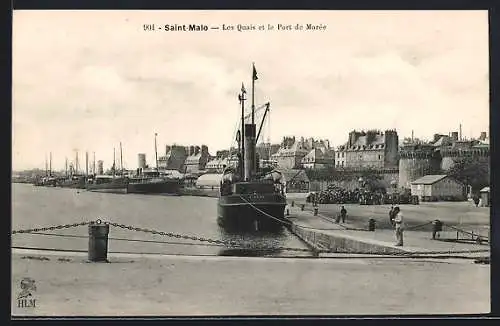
410,174,465,201
480,186,490,207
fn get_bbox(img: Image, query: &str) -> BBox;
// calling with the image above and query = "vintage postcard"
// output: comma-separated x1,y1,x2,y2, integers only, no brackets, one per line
11,10,490,316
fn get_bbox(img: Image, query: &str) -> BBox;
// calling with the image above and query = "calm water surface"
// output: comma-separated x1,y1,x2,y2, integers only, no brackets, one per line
11,183,311,257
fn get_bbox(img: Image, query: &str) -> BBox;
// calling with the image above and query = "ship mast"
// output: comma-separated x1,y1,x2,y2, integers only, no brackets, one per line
113,147,116,177
85,151,89,177
93,152,96,175
75,151,79,175
49,152,52,176
120,142,124,175
65,157,68,177
243,62,258,180
239,83,246,178
45,154,48,176
154,133,159,172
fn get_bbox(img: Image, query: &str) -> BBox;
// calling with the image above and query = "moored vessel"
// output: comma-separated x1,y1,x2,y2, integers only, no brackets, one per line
86,175,129,194
217,64,287,233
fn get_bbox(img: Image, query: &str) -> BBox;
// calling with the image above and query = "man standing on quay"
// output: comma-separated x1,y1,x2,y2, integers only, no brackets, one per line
393,206,404,246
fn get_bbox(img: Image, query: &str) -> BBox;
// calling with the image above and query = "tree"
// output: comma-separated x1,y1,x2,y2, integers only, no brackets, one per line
446,157,489,193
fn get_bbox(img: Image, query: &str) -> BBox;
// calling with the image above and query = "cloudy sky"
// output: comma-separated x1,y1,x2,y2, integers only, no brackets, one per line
12,10,489,171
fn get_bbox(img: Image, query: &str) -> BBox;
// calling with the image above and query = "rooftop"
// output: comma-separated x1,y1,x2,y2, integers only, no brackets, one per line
411,175,448,185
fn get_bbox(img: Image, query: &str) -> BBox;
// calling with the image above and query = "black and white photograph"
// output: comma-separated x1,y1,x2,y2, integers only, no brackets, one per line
11,10,490,316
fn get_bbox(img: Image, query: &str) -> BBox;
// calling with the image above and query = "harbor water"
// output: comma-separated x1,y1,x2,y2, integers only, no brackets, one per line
11,183,311,257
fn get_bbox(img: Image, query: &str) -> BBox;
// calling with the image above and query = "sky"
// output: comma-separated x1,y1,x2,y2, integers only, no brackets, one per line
12,10,489,171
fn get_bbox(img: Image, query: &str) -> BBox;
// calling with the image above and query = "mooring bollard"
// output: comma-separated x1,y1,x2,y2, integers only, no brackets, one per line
432,219,442,240
314,207,318,216
301,204,305,211
88,219,109,262
368,218,376,231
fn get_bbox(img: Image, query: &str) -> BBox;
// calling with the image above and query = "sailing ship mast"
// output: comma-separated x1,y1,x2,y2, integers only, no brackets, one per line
113,147,116,177
45,154,48,176
49,152,52,176
65,157,68,177
93,152,96,175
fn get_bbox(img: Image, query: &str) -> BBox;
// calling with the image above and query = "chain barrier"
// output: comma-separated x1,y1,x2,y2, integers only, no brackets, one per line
11,218,490,257
11,221,93,234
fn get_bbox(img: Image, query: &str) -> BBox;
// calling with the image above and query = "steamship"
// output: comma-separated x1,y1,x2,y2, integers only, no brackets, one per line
217,64,287,233
127,169,182,194
126,134,182,194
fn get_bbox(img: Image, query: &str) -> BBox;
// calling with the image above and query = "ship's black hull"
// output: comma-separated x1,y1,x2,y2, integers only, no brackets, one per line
86,178,129,194
217,194,287,233
127,179,181,194
58,180,86,189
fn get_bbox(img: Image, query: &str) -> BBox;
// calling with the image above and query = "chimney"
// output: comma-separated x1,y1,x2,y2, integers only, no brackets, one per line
480,132,487,141
138,153,146,169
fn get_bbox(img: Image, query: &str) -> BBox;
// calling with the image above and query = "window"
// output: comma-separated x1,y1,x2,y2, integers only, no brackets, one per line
378,155,381,160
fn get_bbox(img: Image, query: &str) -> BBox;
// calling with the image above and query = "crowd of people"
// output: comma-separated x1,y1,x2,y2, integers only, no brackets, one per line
306,185,392,205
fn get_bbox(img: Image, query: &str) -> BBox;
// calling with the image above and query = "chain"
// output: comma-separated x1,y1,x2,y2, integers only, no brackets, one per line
11,219,491,256
11,221,93,234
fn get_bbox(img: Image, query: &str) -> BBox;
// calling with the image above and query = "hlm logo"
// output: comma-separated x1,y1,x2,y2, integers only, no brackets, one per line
17,277,37,308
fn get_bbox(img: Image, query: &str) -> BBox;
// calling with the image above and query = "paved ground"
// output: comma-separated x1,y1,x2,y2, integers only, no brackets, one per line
286,195,490,235
286,204,490,255
11,251,490,316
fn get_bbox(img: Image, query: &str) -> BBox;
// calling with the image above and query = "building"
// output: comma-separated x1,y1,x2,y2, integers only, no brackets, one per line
158,145,188,171
410,174,465,201
184,145,210,174
480,187,490,207
336,129,399,169
399,130,490,190
398,143,441,189
272,137,332,170
195,173,223,189
301,148,335,169
280,169,310,193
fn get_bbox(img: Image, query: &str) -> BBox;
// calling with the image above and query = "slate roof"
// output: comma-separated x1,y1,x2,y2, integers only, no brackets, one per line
411,174,449,185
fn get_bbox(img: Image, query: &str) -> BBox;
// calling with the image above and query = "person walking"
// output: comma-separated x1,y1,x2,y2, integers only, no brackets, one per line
389,206,395,226
340,206,347,223
393,206,404,246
